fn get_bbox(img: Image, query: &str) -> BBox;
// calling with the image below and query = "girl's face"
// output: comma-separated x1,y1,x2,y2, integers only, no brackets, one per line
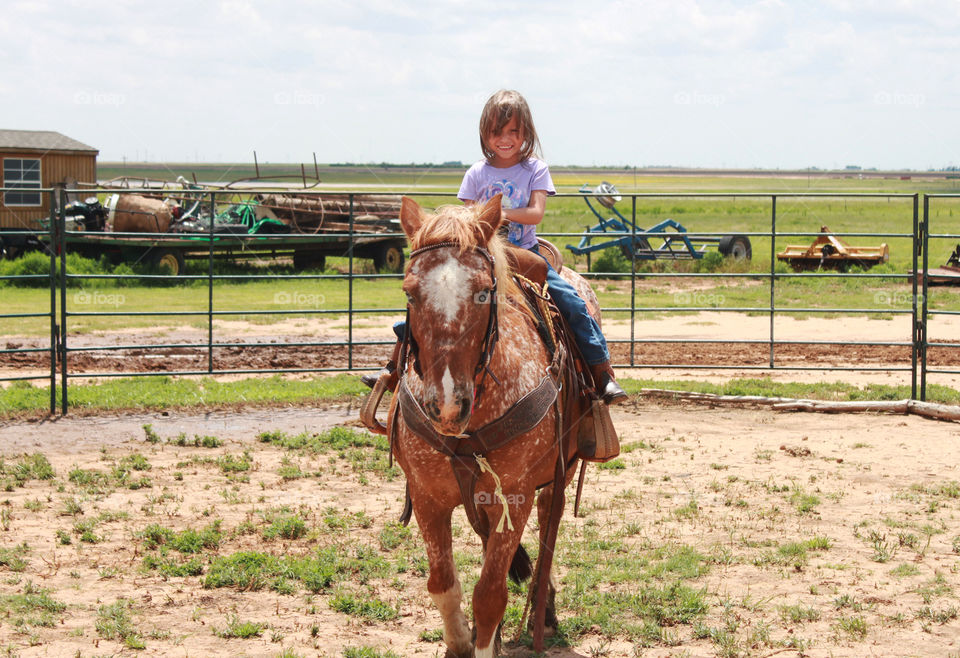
485,115,524,167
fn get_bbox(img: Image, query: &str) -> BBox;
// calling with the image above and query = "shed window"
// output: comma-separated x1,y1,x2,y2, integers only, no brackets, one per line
3,158,42,206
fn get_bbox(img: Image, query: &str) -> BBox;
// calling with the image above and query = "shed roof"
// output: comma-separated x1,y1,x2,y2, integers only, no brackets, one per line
0,130,97,153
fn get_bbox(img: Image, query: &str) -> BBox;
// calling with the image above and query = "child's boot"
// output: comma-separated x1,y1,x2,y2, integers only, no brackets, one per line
589,361,628,406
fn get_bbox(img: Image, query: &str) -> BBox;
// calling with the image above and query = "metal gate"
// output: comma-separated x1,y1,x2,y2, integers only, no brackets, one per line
2,189,956,414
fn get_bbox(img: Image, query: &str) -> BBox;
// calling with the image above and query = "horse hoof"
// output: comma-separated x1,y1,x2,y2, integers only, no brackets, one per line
443,649,474,658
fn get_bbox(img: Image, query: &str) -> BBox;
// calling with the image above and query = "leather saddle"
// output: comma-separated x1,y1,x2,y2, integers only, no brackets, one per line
505,238,563,286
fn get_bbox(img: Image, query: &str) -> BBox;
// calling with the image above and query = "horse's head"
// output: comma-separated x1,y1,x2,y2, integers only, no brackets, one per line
399,195,509,436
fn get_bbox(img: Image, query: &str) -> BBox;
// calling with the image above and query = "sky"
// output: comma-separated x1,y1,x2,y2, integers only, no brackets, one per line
2,0,958,170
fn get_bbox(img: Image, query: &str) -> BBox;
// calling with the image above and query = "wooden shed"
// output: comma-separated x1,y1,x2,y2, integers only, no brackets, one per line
0,130,98,229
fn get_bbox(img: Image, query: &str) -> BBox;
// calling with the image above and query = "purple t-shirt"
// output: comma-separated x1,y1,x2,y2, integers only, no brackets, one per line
458,158,556,249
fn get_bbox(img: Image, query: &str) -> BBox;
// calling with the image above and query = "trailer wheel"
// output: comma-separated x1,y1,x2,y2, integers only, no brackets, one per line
718,235,752,260
151,249,185,276
373,243,405,273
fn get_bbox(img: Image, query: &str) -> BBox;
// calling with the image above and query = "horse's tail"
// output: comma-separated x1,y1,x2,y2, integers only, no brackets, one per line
509,543,532,584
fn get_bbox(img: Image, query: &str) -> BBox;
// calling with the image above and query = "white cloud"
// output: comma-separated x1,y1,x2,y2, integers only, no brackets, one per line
0,0,956,169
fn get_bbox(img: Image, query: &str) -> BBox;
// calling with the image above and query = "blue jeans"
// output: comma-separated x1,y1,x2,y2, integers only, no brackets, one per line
533,246,610,366
391,248,610,366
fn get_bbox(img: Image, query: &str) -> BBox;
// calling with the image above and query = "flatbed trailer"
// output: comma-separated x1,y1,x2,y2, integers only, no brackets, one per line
39,228,406,275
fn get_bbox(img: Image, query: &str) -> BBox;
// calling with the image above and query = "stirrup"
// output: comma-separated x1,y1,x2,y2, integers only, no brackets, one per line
358,371,391,435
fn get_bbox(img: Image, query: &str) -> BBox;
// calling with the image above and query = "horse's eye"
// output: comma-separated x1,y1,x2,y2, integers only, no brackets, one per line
405,291,415,305
475,290,489,304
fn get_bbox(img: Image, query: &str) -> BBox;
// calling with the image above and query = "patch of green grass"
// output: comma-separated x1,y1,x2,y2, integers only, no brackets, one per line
329,590,399,621
778,603,821,623
262,513,308,541
342,648,402,658
891,563,921,578
834,614,868,641
168,432,223,448
277,456,307,480
0,543,31,572
0,582,66,629
673,498,700,520
139,521,222,553
378,522,412,551
0,374,368,417
8,371,959,420
0,453,55,490
790,488,821,515
213,615,266,639
259,426,387,453
142,554,204,578
916,605,958,624
96,598,145,649
217,451,253,474
598,458,626,471
417,628,443,642
204,544,391,594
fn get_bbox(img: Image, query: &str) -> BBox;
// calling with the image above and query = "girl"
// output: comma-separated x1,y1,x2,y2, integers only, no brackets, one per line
364,90,625,406
457,89,626,405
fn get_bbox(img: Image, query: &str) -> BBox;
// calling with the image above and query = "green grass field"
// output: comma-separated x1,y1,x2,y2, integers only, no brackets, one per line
4,167,960,336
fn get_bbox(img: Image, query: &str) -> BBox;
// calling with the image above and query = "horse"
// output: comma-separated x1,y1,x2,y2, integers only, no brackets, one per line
382,194,592,657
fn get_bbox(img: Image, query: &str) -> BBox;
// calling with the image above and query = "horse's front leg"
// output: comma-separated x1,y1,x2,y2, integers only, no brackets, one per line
472,498,535,658
414,503,473,658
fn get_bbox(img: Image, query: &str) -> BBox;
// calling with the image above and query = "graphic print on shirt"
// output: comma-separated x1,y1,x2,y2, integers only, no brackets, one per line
478,179,528,246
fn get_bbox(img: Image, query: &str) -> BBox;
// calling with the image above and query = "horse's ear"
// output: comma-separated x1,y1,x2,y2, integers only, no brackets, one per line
399,196,423,240
476,194,504,245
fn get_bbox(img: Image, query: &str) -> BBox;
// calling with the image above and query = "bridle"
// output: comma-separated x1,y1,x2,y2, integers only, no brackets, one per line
399,241,501,406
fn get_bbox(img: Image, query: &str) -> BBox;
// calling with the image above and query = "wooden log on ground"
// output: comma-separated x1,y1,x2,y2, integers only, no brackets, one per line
907,400,960,422
773,400,910,414
637,388,960,422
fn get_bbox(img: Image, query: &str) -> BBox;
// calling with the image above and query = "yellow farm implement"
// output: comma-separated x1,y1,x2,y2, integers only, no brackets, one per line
777,226,889,271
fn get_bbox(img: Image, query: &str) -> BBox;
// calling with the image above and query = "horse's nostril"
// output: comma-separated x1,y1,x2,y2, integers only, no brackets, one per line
425,400,441,421
458,397,471,422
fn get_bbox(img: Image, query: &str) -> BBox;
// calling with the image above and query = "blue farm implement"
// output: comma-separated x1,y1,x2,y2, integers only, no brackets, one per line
566,183,752,263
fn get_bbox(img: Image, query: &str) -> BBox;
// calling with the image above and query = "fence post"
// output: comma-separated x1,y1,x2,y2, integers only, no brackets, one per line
629,194,636,367
769,195,777,368
348,194,355,371
920,194,930,401
48,190,57,415
910,194,920,400
58,189,68,415
208,190,215,373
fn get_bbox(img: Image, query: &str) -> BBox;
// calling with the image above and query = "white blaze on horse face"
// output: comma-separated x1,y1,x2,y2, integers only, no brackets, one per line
422,255,471,326
442,366,455,406
475,646,495,658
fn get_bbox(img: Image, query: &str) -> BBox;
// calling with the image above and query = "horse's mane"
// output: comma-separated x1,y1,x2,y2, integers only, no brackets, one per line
410,204,522,302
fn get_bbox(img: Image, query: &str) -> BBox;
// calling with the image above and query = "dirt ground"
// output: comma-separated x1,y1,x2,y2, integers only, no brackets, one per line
1,398,960,657
4,312,960,391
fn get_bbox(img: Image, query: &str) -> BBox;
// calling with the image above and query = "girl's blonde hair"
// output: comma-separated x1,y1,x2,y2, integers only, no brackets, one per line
479,89,542,164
